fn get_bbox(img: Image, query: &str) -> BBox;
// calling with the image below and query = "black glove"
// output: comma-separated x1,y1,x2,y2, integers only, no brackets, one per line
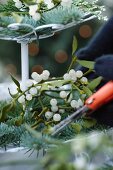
75,16,113,126
93,55,113,127
76,16,113,61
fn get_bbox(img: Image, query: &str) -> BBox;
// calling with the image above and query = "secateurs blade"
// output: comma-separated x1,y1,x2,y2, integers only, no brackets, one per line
51,81,113,136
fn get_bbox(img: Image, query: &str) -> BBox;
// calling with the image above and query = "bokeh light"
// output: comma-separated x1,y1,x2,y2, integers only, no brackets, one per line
29,43,39,57
79,25,92,38
5,64,17,75
32,65,44,74
55,50,68,63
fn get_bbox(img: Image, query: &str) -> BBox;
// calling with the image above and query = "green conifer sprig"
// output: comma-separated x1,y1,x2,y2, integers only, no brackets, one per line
41,6,83,24
0,0,19,14
0,0,106,39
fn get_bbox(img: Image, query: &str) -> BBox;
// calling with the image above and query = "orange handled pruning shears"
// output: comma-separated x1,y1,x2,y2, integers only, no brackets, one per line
51,81,113,136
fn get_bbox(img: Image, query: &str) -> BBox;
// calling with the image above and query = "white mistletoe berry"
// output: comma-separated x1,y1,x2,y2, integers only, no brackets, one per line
69,69,76,76
69,69,77,82
29,87,37,95
75,70,83,78
29,5,37,16
41,70,50,80
70,100,79,108
15,1,23,8
47,2,54,9
53,114,61,122
71,76,77,82
51,106,58,112
81,77,88,84
44,0,54,9
50,98,57,106
10,88,18,95
20,84,28,92
59,91,67,99
63,73,71,81
31,72,42,83
18,95,25,104
78,99,83,107
42,70,50,77
26,94,32,101
32,13,41,21
59,109,65,114
45,111,53,119
26,80,34,87
61,0,72,7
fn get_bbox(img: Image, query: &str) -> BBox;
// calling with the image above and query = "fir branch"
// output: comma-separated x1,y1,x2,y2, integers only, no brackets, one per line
0,0,19,14
41,6,84,24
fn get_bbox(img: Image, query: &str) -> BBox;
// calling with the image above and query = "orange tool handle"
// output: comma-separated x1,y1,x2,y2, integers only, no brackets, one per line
85,81,113,111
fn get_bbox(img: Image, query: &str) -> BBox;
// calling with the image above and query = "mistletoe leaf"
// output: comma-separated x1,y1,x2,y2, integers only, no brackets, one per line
82,117,97,128
15,115,23,126
82,86,92,97
40,83,49,92
11,75,20,89
49,80,66,88
88,76,103,91
0,102,15,121
71,123,82,133
72,36,78,55
77,60,95,69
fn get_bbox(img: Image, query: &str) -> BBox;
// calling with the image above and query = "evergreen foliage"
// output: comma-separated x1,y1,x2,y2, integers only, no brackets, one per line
0,0,105,39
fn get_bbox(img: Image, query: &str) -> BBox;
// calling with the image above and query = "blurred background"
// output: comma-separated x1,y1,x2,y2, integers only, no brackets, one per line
0,0,113,82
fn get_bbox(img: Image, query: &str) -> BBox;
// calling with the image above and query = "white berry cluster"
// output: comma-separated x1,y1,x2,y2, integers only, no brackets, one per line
9,67,89,127
31,70,50,82
18,80,38,104
44,0,54,9
70,99,83,109
29,5,41,21
45,98,65,122
63,69,88,84
10,70,50,105
13,0,73,21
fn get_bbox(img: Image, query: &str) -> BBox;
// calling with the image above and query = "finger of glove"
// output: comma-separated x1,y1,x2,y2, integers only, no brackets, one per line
76,48,94,61
94,55,113,80
76,16,113,61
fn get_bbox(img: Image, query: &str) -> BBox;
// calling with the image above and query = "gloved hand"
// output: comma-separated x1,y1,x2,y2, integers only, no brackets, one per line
93,55,113,127
76,16,113,61
76,16,113,127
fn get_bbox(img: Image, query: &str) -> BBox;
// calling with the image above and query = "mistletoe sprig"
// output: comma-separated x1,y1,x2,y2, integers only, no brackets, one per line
0,60,102,133
0,0,106,21
8,68,88,127
0,0,107,39
0,37,102,134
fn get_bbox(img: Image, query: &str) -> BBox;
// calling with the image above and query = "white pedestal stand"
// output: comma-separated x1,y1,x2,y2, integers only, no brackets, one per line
21,42,29,85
